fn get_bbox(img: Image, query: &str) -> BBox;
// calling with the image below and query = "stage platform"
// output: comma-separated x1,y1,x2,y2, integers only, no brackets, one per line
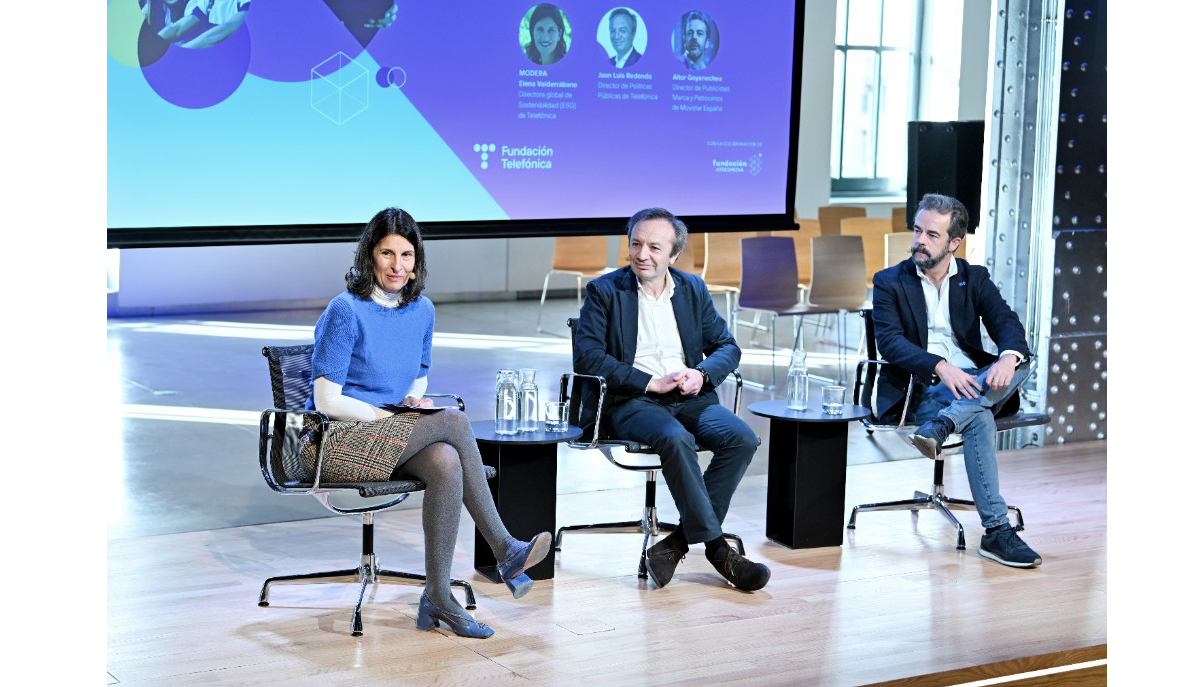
107,441,1105,686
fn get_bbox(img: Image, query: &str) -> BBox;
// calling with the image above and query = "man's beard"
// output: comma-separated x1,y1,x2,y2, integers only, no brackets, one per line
911,244,949,270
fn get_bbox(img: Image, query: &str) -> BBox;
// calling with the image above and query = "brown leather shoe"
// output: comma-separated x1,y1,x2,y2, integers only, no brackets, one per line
644,536,687,588
708,547,771,591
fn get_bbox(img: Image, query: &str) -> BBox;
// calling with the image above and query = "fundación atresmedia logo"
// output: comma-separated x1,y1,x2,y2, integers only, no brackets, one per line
472,143,554,170
710,152,763,176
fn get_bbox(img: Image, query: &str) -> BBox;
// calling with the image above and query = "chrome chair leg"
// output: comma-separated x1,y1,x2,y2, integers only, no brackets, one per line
1009,505,1025,531
847,497,929,529
375,570,477,609
725,532,745,555
450,577,477,609
555,520,646,549
939,497,1025,532
644,500,660,536
258,514,446,636
848,486,1001,552
535,271,554,335
351,561,372,636
769,316,778,390
258,567,361,606
639,528,653,579
929,498,967,550
558,469,745,577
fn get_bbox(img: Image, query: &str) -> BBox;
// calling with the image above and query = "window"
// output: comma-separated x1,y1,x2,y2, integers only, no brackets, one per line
830,0,920,197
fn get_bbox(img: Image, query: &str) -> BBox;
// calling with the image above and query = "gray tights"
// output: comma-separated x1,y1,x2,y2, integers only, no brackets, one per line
391,409,516,609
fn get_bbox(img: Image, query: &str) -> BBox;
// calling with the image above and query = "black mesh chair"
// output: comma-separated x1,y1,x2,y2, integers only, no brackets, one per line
257,344,495,636
554,319,750,578
846,311,1050,549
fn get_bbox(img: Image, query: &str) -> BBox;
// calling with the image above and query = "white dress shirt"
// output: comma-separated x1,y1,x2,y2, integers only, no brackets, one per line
632,277,687,385
917,259,1022,369
186,0,250,25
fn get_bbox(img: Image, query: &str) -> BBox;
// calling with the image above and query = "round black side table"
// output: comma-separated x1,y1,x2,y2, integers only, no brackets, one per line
748,400,871,549
470,420,582,581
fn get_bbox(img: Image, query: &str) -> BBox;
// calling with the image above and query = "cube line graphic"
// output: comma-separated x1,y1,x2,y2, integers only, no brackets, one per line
311,52,370,125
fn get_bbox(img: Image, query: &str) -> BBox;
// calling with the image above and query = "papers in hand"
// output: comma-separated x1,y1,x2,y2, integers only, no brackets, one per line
381,403,446,415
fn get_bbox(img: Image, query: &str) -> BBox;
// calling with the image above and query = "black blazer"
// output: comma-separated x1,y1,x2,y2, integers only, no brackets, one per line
574,266,740,407
870,258,1030,418
611,48,642,68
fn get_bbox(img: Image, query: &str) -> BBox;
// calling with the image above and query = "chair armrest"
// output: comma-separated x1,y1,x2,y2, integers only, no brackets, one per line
727,369,744,414
423,393,466,411
560,372,607,450
259,407,332,493
856,354,1040,431
853,358,891,405
852,359,914,430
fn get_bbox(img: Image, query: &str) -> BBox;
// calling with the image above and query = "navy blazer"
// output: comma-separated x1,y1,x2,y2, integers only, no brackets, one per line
870,257,1030,418
574,266,740,406
611,48,642,68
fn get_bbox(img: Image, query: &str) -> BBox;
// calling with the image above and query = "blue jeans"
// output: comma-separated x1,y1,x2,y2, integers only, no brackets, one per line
605,390,758,544
910,363,1031,528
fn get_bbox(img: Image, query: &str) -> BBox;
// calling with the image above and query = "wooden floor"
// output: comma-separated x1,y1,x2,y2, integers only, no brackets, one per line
107,441,1106,686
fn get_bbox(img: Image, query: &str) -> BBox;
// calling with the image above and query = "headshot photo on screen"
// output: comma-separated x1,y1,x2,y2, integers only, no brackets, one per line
521,4,571,66
149,0,251,49
597,7,646,69
673,10,719,70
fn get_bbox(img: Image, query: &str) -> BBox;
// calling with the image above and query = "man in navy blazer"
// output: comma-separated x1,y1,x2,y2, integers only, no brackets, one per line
607,9,642,69
871,193,1041,568
575,207,770,592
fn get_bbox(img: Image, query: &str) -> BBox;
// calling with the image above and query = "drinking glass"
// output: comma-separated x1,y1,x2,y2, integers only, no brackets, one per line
821,385,846,414
544,401,570,432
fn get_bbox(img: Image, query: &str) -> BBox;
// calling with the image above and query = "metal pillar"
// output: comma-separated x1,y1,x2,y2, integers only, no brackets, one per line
979,0,1065,448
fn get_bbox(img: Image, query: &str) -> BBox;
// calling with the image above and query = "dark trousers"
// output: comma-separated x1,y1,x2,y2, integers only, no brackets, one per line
604,390,758,544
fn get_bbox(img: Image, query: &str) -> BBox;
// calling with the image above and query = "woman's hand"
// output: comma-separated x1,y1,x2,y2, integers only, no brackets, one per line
402,396,435,408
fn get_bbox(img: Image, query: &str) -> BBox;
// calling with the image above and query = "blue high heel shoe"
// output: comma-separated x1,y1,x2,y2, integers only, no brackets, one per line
415,592,494,638
506,572,534,599
497,532,552,598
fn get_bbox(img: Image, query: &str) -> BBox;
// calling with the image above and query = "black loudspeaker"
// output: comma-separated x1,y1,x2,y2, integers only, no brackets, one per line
906,120,985,232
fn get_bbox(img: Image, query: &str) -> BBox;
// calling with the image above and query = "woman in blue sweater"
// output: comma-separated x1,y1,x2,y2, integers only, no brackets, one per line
303,208,549,638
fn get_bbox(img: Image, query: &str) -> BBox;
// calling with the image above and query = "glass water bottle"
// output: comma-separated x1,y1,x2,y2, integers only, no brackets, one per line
518,368,540,432
786,351,809,410
495,369,519,435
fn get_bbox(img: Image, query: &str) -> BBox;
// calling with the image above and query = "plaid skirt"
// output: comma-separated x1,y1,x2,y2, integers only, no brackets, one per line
298,411,423,483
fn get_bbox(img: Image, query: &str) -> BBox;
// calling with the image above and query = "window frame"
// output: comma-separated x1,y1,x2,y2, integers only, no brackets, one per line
830,0,923,198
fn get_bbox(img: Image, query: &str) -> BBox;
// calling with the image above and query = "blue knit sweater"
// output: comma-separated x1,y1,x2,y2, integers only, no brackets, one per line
308,291,434,410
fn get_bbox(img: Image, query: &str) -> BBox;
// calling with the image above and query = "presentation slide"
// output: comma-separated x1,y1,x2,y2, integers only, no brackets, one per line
107,1,801,237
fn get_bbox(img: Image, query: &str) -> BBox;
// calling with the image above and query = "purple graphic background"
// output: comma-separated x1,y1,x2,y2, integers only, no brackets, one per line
366,2,795,219
141,22,251,109
130,0,797,221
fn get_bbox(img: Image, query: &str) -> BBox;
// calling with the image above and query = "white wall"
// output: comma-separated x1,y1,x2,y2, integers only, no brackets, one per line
114,236,559,315
112,0,991,315
117,243,352,315
793,0,838,220
958,0,992,121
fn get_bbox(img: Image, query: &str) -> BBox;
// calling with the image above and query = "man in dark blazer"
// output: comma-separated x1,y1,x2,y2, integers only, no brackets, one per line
872,193,1041,568
574,207,770,591
608,9,642,68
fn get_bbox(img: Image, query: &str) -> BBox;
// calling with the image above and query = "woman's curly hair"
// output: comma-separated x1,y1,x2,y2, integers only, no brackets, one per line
345,207,428,306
